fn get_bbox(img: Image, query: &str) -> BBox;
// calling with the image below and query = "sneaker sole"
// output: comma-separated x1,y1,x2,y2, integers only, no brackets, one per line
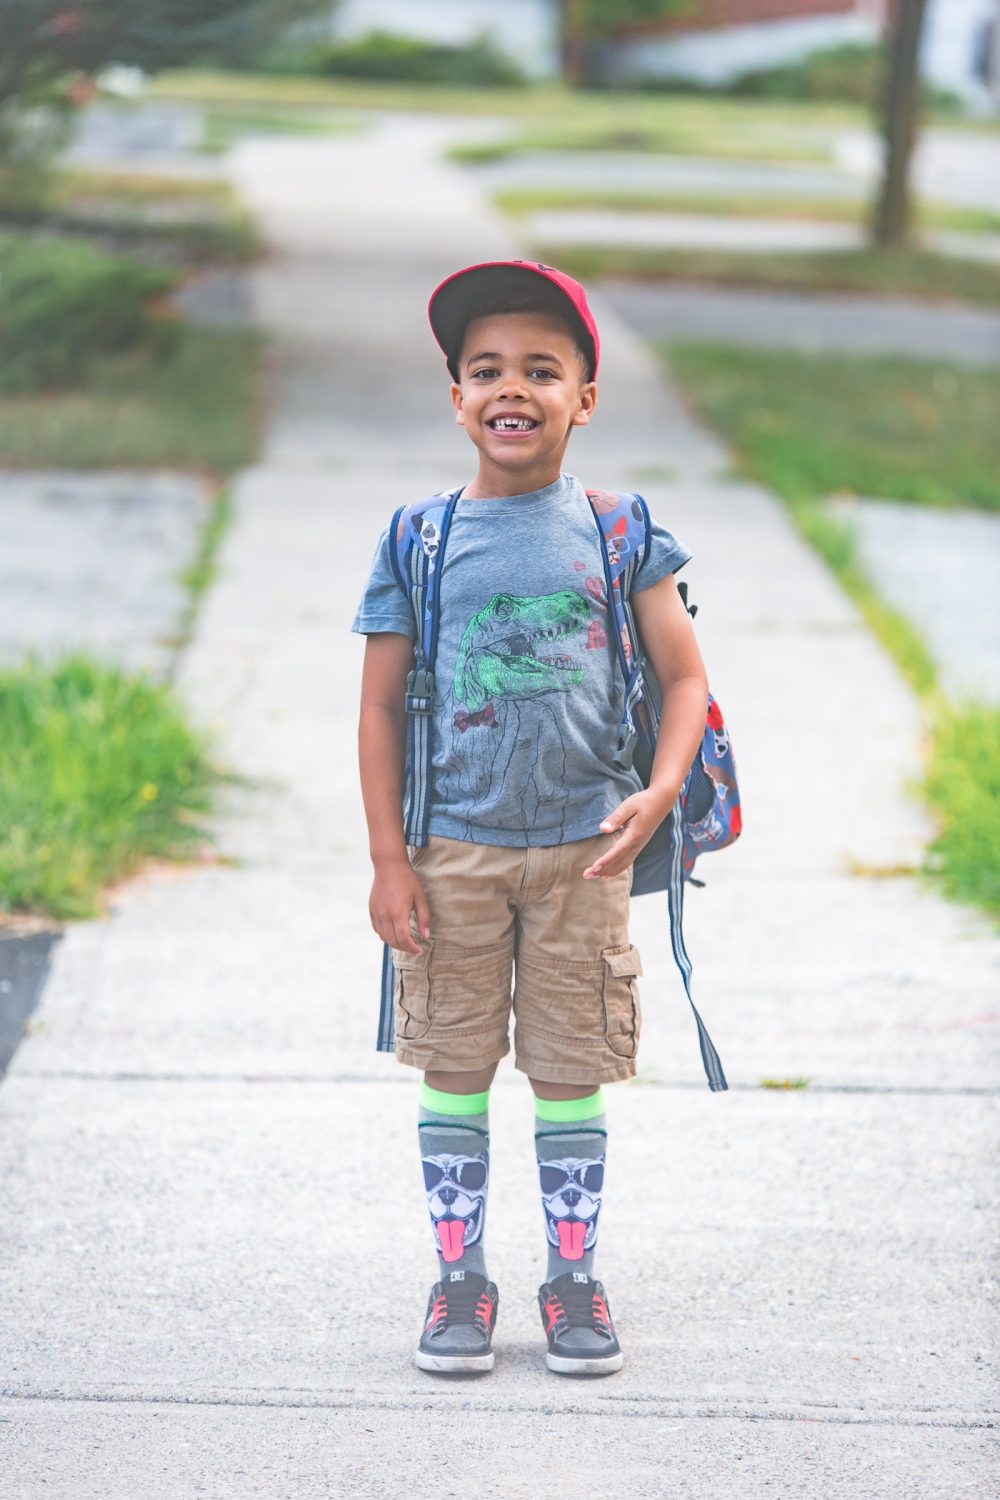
546,1351,624,1376
415,1349,495,1373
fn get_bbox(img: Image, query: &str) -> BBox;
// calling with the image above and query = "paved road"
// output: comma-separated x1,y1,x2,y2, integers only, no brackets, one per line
1,115,997,1497
601,278,1000,366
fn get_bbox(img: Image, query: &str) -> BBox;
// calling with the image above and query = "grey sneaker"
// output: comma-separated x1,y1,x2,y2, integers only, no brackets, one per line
415,1268,498,1373
538,1271,624,1375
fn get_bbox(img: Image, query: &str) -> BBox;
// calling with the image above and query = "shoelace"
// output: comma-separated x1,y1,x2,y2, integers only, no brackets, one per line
547,1282,613,1339
431,1279,492,1335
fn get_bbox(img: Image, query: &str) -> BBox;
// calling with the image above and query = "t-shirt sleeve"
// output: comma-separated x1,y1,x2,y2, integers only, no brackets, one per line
631,512,692,593
351,524,417,639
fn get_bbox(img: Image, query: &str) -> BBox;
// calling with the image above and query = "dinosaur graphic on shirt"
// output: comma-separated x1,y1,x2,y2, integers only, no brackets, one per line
442,590,590,834
453,590,589,708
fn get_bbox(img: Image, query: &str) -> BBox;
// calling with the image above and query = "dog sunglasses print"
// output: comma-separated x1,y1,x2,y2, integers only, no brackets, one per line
539,1156,605,1260
422,1152,489,1262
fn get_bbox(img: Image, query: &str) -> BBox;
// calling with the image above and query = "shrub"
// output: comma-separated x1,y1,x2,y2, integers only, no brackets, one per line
637,43,963,112
314,30,525,88
0,233,176,393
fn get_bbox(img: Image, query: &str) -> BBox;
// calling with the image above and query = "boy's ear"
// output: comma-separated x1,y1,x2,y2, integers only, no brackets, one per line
572,380,598,427
451,382,465,424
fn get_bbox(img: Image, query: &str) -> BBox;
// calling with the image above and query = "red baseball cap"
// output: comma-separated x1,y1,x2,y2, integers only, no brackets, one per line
428,259,600,381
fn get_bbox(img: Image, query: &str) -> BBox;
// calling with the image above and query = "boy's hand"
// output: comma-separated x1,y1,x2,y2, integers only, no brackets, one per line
582,790,673,880
369,858,432,954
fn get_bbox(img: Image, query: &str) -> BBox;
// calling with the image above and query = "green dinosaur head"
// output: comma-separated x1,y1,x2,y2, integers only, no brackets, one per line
454,590,589,709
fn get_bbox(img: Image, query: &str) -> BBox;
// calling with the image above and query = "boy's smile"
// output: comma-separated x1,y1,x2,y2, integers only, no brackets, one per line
451,311,596,498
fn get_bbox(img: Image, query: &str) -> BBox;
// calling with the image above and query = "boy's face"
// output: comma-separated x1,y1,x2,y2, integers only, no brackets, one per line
450,311,596,489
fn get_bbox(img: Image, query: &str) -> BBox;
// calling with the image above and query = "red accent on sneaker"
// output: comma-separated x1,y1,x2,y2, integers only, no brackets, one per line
544,1297,564,1334
425,1295,448,1331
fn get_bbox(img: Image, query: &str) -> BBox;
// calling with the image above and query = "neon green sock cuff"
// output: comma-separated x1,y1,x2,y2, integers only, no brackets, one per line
419,1081,490,1116
532,1089,605,1123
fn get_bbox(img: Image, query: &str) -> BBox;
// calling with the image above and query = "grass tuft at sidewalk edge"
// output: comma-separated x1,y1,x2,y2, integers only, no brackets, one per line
0,656,223,920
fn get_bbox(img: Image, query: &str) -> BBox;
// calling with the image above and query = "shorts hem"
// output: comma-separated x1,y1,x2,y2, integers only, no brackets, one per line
394,1038,511,1073
513,1054,637,1085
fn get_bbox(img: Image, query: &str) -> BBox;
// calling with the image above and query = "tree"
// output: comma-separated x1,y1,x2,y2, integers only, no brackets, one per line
555,0,695,88
0,1,331,122
872,0,930,247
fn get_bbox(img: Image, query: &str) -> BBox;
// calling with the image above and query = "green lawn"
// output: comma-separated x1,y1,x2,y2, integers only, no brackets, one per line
660,343,1000,510
496,186,1000,236
0,657,221,919
0,166,261,262
200,104,363,153
531,243,1000,306
0,324,262,471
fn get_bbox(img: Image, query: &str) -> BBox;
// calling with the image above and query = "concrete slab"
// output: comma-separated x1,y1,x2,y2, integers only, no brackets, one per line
0,471,210,676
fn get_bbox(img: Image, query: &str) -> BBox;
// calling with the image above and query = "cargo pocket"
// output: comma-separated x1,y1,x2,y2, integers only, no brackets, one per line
602,945,642,1058
392,942,433,1040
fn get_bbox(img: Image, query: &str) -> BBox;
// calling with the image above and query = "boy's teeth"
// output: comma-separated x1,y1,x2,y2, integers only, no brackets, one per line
491,417,536,430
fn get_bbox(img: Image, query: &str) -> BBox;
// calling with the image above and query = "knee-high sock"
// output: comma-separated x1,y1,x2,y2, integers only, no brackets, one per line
418,1081,490,1280
534,1090,607,1281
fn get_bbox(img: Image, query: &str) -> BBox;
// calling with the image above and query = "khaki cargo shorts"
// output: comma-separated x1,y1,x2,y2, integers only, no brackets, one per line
390,832,642,1084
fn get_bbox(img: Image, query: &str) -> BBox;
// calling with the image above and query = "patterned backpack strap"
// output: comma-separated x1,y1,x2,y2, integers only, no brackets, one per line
389,488,462,843
585,490,652,772
376,487,461,1055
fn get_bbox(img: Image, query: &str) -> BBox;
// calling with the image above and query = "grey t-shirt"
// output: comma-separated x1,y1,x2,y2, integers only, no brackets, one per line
352,472,691,847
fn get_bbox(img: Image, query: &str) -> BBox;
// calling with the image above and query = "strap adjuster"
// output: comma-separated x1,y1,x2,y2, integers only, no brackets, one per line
613,724,637,773
405,666,435,715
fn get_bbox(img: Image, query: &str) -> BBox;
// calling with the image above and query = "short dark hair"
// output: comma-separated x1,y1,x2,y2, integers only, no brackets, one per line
452,284,594,382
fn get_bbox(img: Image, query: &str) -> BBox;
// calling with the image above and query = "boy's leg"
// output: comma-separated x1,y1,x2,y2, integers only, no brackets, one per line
415,1066,500,1372
511,833,638,1376
419,1066,497,1279
392,837,522,1374
531,1082,622,1374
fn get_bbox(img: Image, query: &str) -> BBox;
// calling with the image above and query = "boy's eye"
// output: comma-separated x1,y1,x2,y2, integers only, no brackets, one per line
530,368,556,380
470,367,498,379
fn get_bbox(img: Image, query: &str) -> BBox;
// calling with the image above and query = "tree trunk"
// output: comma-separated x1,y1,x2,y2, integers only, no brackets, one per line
873,0,929,248
558,0,588,87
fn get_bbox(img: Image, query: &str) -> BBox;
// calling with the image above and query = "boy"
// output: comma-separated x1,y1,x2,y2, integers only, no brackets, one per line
352,260,707,1375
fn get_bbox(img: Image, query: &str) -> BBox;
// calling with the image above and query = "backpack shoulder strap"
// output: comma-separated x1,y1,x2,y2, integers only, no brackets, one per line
586,490,653,770
377,487,461,1057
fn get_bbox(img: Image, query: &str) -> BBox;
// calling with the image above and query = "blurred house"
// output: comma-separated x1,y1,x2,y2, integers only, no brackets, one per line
329,0,558,77
327,1,1000,112
607,0,1000,112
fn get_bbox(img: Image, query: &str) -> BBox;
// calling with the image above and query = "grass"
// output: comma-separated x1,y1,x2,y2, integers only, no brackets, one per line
199,104,362,153
924,703,1000,914
531,243,1000,307
0,166,261,262
0,323,262,472
661,343,1000,512
496,186,1000,237
0,656,221,919
657,339,1000,918
176,487,234,648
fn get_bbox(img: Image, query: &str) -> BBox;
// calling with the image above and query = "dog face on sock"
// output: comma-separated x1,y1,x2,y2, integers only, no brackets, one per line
422,1152,488,1262
539,1156,604,1260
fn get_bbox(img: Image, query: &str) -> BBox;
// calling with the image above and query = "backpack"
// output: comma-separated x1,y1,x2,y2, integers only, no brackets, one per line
377,485,740,1092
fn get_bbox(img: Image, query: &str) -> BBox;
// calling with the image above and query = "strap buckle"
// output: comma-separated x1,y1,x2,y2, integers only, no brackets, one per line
613,724,637,773
405,666,435,715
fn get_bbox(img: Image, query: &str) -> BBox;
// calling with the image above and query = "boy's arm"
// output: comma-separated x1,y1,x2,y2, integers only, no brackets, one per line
358,632,431,953
583,571,708,880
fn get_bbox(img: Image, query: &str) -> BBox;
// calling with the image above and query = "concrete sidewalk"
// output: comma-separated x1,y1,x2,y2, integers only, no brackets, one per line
1,116,997,1498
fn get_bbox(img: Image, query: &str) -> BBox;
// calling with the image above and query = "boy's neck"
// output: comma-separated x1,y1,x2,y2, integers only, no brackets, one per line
462,458,564,501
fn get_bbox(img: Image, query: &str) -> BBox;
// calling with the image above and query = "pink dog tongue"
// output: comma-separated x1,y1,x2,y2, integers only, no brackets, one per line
437,1219,466,1262
557,1221,586,1259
